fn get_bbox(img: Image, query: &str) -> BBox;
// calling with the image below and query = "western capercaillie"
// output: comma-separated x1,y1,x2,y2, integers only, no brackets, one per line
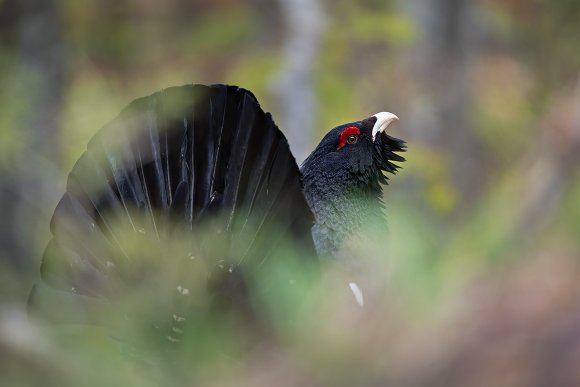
28,84,405,339
301,113,405,258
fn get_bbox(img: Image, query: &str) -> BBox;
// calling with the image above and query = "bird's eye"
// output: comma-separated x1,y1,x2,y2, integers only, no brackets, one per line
337,126,361,150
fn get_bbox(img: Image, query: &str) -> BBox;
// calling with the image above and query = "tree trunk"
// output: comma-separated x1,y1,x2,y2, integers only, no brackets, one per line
273,0,325,164
0,0,66,278
404,0,484,211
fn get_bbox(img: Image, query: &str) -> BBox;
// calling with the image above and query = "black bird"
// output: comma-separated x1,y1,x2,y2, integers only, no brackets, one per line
302,111,404,257
28,84,405,333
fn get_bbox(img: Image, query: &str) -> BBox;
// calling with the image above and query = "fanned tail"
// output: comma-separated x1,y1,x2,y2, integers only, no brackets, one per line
28,84,317,333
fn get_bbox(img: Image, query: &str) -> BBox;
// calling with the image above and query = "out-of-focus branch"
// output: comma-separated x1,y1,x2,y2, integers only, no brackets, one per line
516,77,580,235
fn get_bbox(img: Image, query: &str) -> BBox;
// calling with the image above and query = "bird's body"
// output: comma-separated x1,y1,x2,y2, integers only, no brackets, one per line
28,84,405,332
301,116,405,256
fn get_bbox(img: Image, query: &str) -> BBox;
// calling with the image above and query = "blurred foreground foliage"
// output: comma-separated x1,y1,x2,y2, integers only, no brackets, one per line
2,211,580,386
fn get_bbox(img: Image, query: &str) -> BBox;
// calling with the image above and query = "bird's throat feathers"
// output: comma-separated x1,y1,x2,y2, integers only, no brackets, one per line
301,157,386,256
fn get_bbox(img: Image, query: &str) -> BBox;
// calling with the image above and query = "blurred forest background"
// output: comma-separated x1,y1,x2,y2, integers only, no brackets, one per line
1,0,580,386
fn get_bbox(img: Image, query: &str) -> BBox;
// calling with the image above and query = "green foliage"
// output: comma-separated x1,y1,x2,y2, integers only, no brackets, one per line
181,7,258,55
349,10,418,46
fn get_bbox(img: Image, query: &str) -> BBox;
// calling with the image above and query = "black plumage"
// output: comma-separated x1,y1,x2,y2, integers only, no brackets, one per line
302,116,406,256
28,83,405,333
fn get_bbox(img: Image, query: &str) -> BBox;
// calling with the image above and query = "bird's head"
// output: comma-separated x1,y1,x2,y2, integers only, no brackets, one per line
302,112,406,193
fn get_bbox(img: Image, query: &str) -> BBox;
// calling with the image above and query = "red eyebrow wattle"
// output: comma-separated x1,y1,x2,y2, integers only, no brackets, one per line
337,126,360,150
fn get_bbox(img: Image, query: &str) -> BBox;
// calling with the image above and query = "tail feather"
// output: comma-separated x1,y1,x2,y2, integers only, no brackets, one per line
29,84,317,328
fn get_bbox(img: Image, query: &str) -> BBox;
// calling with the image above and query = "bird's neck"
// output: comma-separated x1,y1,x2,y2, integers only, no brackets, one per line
301,174,383,257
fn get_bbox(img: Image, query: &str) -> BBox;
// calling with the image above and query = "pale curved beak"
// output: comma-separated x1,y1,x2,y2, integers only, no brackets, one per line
372,112,399,141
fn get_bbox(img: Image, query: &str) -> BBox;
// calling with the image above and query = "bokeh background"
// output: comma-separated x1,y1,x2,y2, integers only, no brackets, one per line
1,0,580,386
